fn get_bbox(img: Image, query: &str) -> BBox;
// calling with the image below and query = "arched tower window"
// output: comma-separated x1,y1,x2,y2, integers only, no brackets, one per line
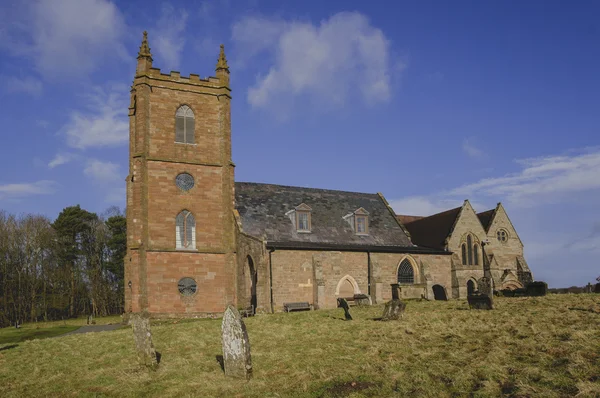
467,234,473,265
175,105,195,144
461,244,467,265
176,210,196,249
474,244,479,266
397,259,414,284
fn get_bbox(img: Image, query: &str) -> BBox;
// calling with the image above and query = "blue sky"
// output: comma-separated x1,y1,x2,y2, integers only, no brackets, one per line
0,0,598,287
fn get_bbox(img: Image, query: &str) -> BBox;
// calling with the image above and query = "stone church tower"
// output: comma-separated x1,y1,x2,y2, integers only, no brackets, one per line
125,32,236,317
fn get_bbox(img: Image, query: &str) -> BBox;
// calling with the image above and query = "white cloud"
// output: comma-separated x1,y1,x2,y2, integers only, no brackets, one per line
4,76,43,97
232,12,395,112
83,159,124,203
462,138,485,160
84,159,120,182
152,4,188,70
0,0,127,80
388,196,454,217
448,149,600,206
62,85,129,149
0,181,57,200
48,153,77,168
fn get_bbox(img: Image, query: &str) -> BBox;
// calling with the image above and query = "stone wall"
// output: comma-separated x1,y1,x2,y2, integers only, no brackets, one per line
266,249,453,311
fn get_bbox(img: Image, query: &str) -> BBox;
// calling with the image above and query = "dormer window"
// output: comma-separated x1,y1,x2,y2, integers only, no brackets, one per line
356,215,368,234
286,203,312,233
297,211,310,232
344,207,369,235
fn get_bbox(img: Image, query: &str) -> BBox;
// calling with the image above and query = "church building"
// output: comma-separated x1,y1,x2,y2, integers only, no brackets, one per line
125,33,533,317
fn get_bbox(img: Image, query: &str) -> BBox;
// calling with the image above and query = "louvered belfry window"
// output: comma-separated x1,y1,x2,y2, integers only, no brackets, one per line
176,210,196,249
397,259,414,284
175,105,195,144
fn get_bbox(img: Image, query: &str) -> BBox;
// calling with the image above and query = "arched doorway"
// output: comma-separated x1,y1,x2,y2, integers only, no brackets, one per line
247,256,257,314
432,284,447,301
335,275,360,299
467,279,476,296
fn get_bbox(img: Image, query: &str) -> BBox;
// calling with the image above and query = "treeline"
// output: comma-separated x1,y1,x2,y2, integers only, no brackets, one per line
0,205,126,327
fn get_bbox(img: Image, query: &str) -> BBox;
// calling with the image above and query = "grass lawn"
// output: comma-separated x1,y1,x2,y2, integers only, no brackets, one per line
0,315,124,345
0,295,599,397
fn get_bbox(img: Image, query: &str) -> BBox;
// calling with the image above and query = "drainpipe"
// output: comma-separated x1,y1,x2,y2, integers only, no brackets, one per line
367,251,371,296
269,248,275,314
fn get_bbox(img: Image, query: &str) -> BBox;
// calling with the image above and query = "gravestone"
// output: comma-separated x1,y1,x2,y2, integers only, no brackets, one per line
478,276,493,299
222,305,252,380
353,294,372,306
130,312,159,369
381,284,406,321
526,281,548,296
337,298,353,320
594,283,600,294
467,293,493,310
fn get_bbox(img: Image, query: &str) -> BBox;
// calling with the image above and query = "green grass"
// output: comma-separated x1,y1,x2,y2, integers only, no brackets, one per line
1,295,599,397
0,315,123,345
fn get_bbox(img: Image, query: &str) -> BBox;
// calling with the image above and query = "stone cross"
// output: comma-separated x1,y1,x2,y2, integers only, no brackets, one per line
337,298,353,320
130,312,159,369
222,305,252,380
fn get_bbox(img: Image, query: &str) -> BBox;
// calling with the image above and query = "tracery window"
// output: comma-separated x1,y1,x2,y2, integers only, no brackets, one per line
397,259,414,284
474,244,479,265
176,210,196,249
497,229,508,243
461,244,467,265
175,105,195,144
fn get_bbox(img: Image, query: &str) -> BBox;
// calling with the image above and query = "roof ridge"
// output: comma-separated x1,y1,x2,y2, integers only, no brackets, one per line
235,181,379,196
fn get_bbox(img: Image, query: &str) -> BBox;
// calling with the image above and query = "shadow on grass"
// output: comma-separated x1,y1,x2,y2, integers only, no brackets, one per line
215,355,224,372
0,344,18,351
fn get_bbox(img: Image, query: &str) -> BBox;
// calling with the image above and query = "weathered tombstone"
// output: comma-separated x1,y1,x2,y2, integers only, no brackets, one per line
221,305,252,380
594,283,600,294
467,293,493,310
526,281,548,296
130,312,159,369
381,284,406,321
478,276,493,299
337,298,353,320
353,294,372,306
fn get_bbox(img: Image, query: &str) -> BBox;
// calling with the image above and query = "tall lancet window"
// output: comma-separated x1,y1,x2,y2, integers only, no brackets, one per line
176,210,196,249
175,105,195,144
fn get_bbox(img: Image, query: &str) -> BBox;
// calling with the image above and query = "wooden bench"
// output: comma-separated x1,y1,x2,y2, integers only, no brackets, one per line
240,305,254,317
283,302,312,312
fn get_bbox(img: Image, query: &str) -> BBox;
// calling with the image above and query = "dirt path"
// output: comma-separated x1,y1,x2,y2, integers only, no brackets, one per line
62,324,125,336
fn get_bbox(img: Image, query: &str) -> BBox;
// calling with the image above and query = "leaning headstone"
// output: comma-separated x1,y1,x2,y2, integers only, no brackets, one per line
381,284,406,321
130,312,159,369
467,293,493,310
526,281,548,296
222,305,252,380
337,298,353,320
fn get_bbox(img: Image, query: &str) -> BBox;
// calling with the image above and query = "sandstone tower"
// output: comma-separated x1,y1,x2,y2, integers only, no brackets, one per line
125,32,236,317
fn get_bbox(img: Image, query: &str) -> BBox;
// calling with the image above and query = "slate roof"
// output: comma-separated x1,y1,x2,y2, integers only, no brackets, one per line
235,182,416,249
477,209,495,232
401,207,462,250
396,215,425,225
